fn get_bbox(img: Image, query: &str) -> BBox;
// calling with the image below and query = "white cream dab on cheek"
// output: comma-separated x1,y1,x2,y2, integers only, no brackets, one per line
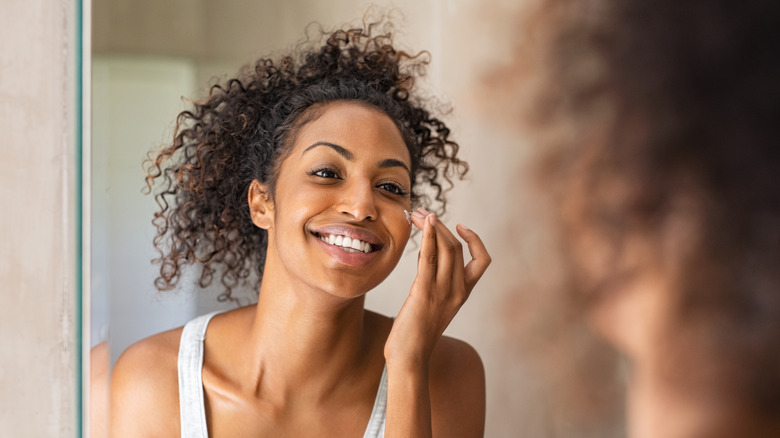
403,209,412,225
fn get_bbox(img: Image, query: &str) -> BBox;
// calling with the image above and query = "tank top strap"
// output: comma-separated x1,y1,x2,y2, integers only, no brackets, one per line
178,311,222,438
362,365,388,438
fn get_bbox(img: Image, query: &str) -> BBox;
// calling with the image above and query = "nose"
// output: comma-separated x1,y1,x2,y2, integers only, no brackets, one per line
337,180,377,221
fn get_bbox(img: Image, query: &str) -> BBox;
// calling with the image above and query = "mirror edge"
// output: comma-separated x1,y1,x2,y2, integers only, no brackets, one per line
80,0,92,436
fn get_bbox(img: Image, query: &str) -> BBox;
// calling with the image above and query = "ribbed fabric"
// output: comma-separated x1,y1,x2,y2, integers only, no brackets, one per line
178,311,220,438
177,312,388,438
362,364,387,438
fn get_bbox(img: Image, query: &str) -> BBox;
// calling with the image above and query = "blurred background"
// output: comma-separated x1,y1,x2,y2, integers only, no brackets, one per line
91,0,624,436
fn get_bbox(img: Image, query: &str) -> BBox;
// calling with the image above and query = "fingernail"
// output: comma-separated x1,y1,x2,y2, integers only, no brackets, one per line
428,214,436,225
412,210,426,219
457,223,470,232
403,209,412,225
418,208,431,216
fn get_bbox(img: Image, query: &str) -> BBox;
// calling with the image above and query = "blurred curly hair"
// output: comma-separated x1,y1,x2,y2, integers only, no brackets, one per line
511,0,780,432
144,20,467,302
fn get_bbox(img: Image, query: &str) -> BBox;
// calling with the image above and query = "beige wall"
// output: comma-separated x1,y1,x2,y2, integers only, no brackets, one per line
0,0,80,436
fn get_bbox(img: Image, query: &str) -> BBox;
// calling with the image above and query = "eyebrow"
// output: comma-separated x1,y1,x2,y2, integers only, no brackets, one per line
302,141,411,175
378,158,410,175
302,142,354,160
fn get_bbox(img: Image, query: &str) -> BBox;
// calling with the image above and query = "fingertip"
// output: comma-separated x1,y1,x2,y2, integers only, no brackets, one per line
422,214,436,240
456,223,473,237
411,209,427,229
428,214,436,226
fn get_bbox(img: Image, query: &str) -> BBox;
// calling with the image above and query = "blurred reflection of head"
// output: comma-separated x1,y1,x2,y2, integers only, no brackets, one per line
505,0,780,436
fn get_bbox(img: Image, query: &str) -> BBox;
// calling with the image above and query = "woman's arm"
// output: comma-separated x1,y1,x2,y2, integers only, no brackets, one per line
90,342,110,438
386,336,486,437
384,209,491,438
109,333,181,438
429,337,485,436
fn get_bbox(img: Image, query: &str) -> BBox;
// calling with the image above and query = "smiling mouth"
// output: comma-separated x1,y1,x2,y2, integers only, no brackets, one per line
314,232,379,254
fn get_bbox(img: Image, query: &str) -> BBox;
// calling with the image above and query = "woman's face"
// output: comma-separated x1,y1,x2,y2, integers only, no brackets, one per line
256,101,413,299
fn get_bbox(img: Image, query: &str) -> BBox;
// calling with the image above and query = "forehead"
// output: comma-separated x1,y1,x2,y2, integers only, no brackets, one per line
291,101,411,164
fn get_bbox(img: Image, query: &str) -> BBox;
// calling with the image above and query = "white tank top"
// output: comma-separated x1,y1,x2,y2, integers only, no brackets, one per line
177,311,388,438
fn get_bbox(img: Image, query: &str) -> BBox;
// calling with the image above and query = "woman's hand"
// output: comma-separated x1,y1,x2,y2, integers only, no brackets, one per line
384,208,491,372
383,208,490,437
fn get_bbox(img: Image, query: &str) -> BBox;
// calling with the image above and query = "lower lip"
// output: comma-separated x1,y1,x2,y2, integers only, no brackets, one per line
314,235,380,267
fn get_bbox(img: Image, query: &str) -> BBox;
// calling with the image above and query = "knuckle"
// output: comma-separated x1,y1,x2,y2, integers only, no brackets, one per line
443,239,459,252
426,254,438,265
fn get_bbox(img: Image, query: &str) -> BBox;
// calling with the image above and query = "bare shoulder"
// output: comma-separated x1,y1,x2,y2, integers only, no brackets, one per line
90,342,110,438
110,327,184,438
429,336,486,437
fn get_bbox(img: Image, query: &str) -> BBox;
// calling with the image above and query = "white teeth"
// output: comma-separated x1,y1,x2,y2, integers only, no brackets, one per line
318,233,373,253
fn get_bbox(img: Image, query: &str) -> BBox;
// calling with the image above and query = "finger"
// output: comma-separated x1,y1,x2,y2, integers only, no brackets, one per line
429,214,465,293
455,224,492,292
413,209,461,251
415,211,438,286
410,208,428,230
412,209,465,291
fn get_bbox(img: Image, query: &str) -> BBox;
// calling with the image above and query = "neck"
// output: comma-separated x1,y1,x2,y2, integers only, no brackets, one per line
239,259,376,403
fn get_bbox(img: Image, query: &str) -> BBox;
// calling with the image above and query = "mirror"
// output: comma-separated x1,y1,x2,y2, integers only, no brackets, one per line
89,1,621,436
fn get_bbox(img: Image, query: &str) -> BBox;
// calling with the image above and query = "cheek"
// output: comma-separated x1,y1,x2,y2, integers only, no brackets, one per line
628,369,732,438
626,371,691,438
272,182,330,227
396,224,412,252
384,207,412,242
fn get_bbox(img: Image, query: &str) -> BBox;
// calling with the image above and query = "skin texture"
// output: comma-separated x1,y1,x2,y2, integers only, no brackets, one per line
590,260,761,438
110,102,490,437
90,341,109,438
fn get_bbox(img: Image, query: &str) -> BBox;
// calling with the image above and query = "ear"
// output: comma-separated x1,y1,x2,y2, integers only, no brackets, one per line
248,179,274,230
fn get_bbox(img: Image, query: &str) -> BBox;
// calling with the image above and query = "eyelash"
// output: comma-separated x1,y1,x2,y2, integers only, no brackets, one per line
309,167,340,180
307,167,409,197
377,181,409,196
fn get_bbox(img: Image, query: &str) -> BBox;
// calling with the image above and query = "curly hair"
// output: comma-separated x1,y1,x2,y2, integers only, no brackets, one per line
144,22,467,302
511,0,780,432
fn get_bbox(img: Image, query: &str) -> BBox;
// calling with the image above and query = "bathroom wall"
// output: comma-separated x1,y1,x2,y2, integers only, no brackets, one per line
0,0,80,435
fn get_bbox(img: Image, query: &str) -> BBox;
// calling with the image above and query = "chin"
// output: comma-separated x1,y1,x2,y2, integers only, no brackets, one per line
319,276,383,300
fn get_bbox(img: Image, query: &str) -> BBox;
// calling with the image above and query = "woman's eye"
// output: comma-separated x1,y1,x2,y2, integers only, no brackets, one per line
310,168,339,179
377,182,408,196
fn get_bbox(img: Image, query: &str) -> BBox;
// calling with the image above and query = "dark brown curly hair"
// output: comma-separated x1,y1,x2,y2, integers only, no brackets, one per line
508,0,780,434
144,21,467,302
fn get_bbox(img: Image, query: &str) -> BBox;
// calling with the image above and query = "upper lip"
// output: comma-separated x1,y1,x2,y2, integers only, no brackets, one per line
310,224,384,248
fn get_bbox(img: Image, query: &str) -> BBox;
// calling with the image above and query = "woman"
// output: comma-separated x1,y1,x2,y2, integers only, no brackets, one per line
110,23,490,437
506,0,780,436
